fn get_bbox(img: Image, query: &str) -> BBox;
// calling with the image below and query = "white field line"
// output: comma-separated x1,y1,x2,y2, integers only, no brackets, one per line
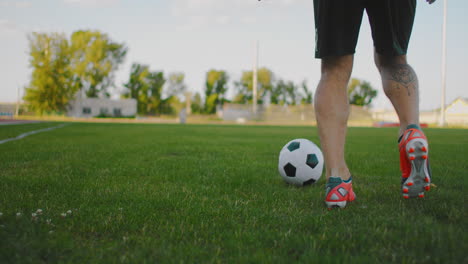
0,124,68,145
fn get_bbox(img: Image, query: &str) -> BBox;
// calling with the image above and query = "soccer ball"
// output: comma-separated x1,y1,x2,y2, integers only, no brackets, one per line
278,138,324,186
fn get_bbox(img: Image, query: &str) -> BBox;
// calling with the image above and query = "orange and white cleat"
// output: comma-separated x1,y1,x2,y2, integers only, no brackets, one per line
325,176,356,209
399,124,432,199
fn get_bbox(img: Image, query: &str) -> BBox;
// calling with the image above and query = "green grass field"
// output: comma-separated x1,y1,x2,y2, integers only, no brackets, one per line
0,122,466,263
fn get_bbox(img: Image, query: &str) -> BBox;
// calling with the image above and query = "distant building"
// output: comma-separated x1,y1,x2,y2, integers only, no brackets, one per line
446,97,468,114
444,97,468,125
0,103,15,119
372,97,468,126
67,98,137,118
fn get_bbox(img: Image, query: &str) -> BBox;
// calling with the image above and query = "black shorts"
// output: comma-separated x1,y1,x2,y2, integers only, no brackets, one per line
313,0,416,58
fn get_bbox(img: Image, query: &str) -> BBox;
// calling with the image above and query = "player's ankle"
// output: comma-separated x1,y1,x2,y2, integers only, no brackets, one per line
326,168,351,181
399,123,421,138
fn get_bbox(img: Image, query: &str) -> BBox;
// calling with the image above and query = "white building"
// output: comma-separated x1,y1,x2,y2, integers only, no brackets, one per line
444,97,468,125
67,98,137,118
371,97,468,126
0,103,15,119
446,97,468,114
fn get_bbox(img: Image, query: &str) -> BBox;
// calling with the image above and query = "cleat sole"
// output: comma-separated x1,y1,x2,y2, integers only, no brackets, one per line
403,138,431,198
325,201,347,209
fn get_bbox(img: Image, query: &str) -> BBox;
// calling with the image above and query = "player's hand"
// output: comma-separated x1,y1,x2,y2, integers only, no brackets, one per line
426,0,436,4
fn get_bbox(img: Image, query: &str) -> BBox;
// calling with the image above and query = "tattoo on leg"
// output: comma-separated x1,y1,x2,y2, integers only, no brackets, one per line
388,64,417,96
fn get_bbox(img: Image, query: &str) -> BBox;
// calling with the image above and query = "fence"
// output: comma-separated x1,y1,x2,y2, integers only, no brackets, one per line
221,103,374,125
222,103,468,126
0,103,15,119
372,110,468,126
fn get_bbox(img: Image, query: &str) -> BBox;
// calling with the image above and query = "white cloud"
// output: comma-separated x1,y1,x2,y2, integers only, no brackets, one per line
15,1,32,8
0,19,66,36
176,16,209,31
171,0,309,30
0,19,23,34
241,16,257,24
216,15,230,25
279,0,295,5
172,0,257,31
172,0,256,17
0,1,32,8
63,0,119,8
277,0,308,5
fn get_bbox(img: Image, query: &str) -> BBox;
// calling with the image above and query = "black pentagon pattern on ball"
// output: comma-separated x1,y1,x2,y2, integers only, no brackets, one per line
287,141,300,152
306,154,319,169
283,163,296,177
303,178,316,186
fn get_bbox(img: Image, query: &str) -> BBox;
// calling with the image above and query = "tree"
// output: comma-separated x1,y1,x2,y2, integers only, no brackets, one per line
300,80,313,105
122,63,166,115
165,72,187,100
348,78,378,106
266,78,313,106
122,63,150,114
146,71,167,115
24,33,76,114
190,92,203,114
233,67,273,104
270,79,302,105
204,70,228,113
70,30,127,98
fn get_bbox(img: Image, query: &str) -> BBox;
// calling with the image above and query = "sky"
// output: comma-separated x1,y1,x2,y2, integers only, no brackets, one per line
0,0,467,111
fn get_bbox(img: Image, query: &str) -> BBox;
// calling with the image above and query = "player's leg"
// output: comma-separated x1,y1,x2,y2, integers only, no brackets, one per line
314,55,353,181
313,0,363,181
313,0,364,208
375,54,431,198
366,0,418,135
375,54,419,135
315,56,357,209
368,0,431,198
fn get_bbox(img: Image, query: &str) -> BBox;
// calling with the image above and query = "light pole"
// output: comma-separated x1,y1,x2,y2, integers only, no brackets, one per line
252,40,258,116
15,85,20,117
439,0,447,127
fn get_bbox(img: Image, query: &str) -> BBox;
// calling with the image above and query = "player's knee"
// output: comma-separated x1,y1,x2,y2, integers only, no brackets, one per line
374,53,408,72
320,55,353,82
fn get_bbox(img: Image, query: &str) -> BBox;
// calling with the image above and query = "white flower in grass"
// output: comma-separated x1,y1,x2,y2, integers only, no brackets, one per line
60,213,67,218
36,209,43,215
46,219,52,225
16,212,22,218
32,213,37,217
66,210,72,215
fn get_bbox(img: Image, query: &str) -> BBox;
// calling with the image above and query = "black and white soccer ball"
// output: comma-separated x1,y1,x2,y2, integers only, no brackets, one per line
278,138,324,186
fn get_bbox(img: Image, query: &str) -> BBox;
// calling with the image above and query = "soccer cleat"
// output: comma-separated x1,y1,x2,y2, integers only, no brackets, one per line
398,124,432,198
325,176,356,209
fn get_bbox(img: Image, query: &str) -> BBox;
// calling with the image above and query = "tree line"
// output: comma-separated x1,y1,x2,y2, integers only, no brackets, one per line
24,30,377,115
